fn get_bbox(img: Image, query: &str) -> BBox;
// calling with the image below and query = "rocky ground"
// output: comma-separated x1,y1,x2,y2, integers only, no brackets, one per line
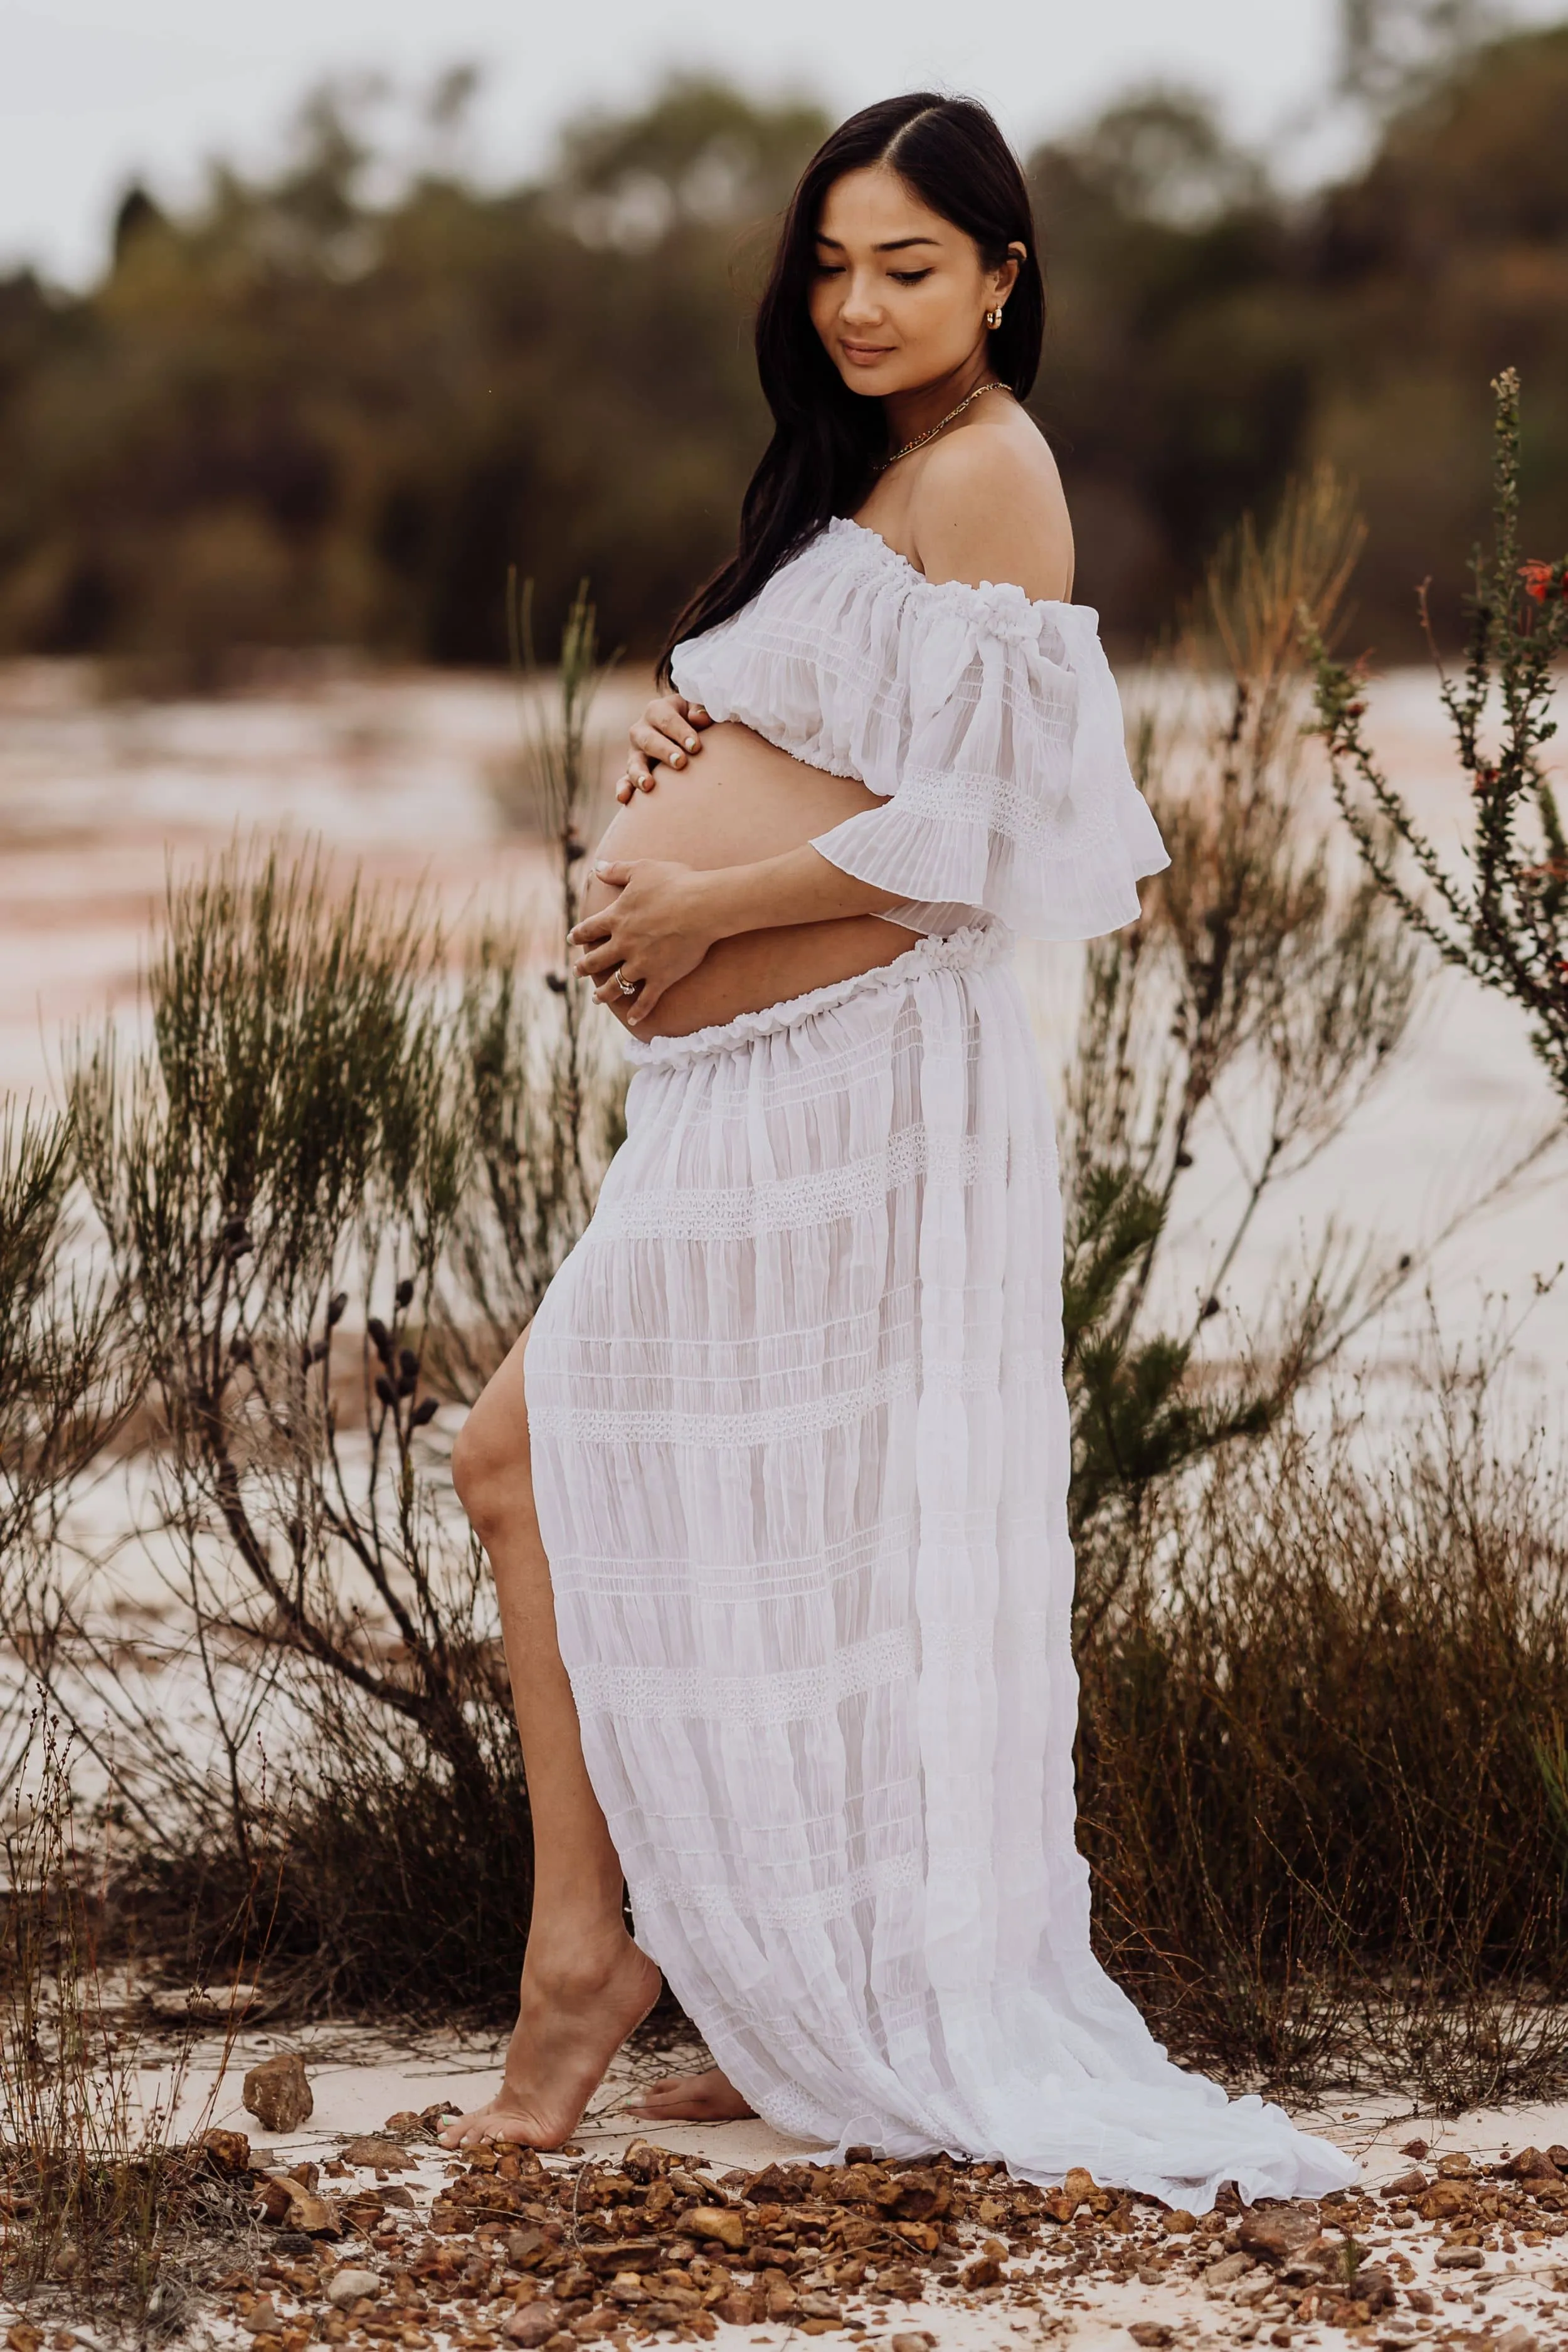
8,2028,1568,2352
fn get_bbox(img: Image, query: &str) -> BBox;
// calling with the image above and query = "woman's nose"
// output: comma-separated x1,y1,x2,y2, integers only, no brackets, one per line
839,275,884,326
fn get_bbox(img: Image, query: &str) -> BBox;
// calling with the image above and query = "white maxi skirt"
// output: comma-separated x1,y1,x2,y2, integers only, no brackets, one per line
524,923,1355,2210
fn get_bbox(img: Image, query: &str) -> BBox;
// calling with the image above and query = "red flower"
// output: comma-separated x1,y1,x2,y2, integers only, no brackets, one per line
1520,559,1567,602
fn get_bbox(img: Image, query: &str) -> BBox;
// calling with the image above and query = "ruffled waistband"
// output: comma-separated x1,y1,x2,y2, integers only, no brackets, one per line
620,921,1013,1069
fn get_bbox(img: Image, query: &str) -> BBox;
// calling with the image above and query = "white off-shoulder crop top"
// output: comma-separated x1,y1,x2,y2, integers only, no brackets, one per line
669,515,1170,942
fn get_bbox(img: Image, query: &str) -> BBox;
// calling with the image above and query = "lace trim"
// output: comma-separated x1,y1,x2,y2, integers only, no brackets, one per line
635,1000,992,1113
529,1345,1030,1449
599,1121,1007,1242
633,1845,924,1928
571,1618,919,1725
892,763,1104,849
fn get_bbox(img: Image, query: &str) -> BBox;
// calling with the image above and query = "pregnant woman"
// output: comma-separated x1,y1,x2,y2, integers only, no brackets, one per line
444,92,1355,2208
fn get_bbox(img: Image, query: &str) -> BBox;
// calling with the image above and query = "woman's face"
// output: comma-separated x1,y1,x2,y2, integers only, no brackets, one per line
807,164,1019,398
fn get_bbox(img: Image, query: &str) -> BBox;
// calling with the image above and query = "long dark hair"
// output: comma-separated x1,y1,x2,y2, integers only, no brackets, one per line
657,92,1045,678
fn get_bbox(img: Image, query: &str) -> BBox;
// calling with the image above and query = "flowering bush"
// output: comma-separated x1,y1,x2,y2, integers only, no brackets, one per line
1310,369,1568,1102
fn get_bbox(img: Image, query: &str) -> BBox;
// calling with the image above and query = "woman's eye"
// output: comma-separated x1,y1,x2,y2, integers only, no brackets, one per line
813,261,844,277
889,269,933,285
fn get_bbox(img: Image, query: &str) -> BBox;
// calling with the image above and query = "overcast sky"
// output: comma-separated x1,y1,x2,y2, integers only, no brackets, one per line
3,0,1562,287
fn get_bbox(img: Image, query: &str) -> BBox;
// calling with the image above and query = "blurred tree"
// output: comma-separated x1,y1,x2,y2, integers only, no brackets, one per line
0,38,1563,682
1338,0,1512,105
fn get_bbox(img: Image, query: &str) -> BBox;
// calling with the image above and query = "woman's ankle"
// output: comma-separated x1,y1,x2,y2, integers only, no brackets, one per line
521,1922,652,2002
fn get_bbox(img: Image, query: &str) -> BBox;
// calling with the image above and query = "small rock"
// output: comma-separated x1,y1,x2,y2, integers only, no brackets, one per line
1419,2180,1475,2219
1380,2168,1428,2198
502,2307,561,2349
1500,2148,1560,2183
888,2337,937,2352
240,2299,282,2336
1044,2164,1108,2222
1405,2289,1435,2313
1436,2153,1473,2178
1495,2328,1538,2352
325,2269,382,2310
1128,2328,1174,2349
1160,2208,1197,2235
1238,2205,1321,2264
582,2236,660,2272
8,2327,45,2352
686,2203,746,2250
339,2136,418,2170
1434,2245,1486,2269
1353,2265,1398,2312
1399,2137,1429,2158
797,2294,844,2322
243,2052,314,2132
381,2110,425,2137
1205,2253,1253,2289
195,2127,252,2176
255,2172,340,2237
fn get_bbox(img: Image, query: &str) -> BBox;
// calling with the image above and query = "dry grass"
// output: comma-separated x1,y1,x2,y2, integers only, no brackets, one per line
1076,1354,1568,2111
0,1715,261,2329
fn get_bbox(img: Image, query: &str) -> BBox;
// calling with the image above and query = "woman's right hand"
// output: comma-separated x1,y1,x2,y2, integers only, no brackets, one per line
617,695,712,803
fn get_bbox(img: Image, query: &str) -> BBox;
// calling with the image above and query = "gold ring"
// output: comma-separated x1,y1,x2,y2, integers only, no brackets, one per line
616,972,638,997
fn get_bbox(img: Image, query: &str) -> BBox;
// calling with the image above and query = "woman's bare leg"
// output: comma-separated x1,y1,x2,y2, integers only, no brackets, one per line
440,1322,660,2148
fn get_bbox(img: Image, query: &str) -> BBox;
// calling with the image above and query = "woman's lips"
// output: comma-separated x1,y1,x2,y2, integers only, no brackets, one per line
840,342,893,366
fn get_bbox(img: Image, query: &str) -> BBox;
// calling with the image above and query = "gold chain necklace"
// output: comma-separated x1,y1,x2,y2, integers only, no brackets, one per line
877,379,1012,471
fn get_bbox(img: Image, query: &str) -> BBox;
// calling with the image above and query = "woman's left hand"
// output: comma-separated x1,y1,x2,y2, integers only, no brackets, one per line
568,859,716,1022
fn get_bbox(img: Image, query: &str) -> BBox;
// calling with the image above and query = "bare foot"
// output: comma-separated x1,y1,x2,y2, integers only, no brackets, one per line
627,2065,756,2122
440,1933,662,2149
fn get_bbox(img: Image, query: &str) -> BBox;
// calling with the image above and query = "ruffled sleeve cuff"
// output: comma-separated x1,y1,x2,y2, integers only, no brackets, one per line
808,596,1169,943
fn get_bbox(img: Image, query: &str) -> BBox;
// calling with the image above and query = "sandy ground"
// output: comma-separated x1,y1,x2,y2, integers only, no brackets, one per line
11,2017,1556,2351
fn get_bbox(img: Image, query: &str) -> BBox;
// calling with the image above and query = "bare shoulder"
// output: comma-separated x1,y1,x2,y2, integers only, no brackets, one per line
907,408,1074,604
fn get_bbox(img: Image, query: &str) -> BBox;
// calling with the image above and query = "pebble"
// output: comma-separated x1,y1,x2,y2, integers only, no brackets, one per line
325,2268,383,2309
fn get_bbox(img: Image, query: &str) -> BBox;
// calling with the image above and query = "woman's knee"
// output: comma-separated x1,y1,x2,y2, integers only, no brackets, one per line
452,1337,532,1534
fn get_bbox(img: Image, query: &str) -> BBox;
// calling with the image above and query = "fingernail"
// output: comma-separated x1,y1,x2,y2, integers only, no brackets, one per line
595,860,612,874
671,752,684,766
685,738,698,751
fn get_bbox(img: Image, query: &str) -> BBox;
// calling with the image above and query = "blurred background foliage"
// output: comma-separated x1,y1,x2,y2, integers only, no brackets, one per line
0,13,1565,683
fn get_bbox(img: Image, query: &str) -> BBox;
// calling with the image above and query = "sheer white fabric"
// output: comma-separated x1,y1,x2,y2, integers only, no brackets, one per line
671,516,1171,941
524,528,1355,2206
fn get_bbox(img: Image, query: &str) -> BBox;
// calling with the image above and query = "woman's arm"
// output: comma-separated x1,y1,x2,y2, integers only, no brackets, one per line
568,849,902,1022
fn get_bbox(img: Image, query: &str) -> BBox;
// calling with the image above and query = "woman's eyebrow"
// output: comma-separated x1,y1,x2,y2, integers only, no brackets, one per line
814,235,943,252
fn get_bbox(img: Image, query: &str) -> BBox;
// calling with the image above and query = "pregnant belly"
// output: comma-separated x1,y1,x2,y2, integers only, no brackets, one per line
580,722,919,1040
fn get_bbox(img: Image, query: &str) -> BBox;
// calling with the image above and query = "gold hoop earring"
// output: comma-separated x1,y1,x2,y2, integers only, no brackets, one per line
985,305,1004,329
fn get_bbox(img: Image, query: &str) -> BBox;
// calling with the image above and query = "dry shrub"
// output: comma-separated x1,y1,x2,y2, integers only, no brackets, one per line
4,605,624,2017
0,1716,246,2328
1078,1361,1568,2109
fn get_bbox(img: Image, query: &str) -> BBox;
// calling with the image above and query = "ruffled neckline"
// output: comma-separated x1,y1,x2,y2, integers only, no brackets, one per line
824,516,1096,632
